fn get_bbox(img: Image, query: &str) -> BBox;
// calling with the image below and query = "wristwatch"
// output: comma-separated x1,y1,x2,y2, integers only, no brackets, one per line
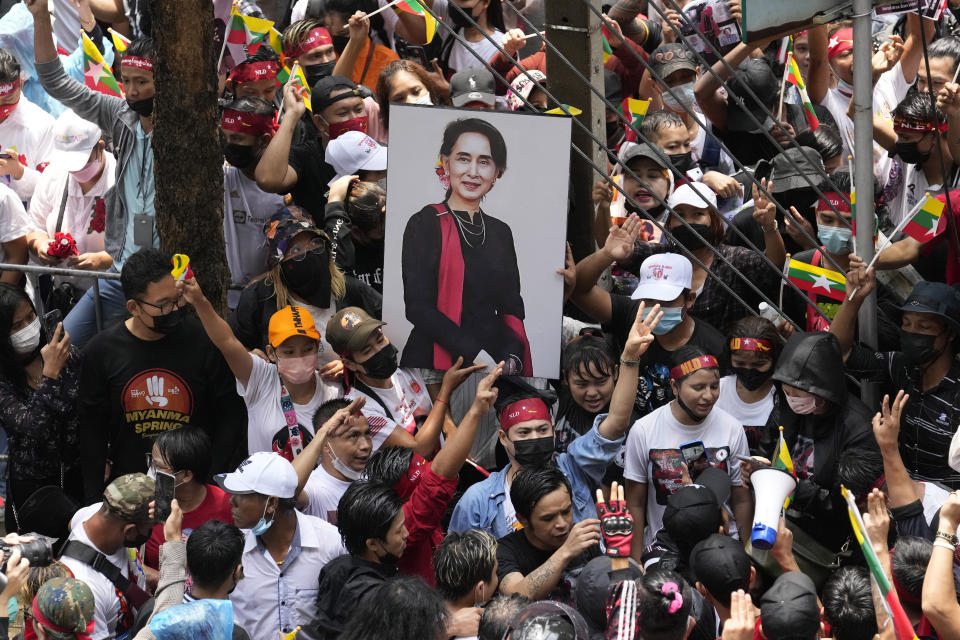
936,530,959,546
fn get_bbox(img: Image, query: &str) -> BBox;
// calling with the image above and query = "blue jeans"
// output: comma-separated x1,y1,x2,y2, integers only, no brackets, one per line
62,278,129,349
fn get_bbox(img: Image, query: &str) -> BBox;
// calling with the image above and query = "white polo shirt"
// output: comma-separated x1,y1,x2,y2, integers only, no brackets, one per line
230,509,345,640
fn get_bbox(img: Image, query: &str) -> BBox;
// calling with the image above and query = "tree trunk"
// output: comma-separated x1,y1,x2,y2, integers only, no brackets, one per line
151,0,229,312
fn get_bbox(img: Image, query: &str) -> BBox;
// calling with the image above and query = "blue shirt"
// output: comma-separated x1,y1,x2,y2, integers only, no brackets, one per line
118,122,157,267
449,414,623,540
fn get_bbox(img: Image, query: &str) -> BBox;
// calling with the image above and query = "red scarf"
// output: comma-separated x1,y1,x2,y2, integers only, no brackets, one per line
431,203,533,375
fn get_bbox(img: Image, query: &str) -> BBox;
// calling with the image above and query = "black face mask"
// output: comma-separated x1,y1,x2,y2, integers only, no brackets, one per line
512,435,554,466
669,151,695,173
303,60,336,86
362,343,399,379
149,307,185,335
222,142,258,169
899,329,942,366
127,96,155,117
605,120,622,144
127,531,151,548
280,250,332,307
894,141,932,166
731,366,773,391
331,35,350,55
670,223,713,251
377,548,401,565
676,393,707,423
449,5,479,29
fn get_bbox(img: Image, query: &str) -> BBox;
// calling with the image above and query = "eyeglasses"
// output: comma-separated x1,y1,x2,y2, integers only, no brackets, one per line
145,453,178,476
136,293,184,315
284,236,329,262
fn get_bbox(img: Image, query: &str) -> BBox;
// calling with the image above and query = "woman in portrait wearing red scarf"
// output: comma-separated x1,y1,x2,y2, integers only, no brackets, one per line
400,117,532,376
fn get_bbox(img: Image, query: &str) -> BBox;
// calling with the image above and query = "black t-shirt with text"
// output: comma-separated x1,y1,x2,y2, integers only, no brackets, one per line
496,529,600,605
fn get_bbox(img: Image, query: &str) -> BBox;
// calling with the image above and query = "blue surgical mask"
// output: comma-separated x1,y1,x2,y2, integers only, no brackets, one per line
817,225,852,254
662,82,696,112
652,306,684,335
251,501,274,536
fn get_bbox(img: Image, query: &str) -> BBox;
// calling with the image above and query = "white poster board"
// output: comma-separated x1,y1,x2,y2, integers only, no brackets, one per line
382,105,571,380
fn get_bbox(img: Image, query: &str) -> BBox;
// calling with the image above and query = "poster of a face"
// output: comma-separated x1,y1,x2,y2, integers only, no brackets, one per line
382,105,571,379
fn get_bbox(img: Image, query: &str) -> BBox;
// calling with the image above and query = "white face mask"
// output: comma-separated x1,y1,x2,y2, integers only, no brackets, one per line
662,81,696,112
10,317,40,355
326,444,362,481
412,93,433,106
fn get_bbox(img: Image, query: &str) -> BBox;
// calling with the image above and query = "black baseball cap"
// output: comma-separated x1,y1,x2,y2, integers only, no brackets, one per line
770,147,825,194
760,572,821,640
690,534,751,602
663,483,725,548
650,44,698,82
310,75,362,110
575,556,644,629
901,281,960,331
725,58,779,133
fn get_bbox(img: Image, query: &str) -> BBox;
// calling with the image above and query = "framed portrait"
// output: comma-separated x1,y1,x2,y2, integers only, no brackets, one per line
381,104,572,380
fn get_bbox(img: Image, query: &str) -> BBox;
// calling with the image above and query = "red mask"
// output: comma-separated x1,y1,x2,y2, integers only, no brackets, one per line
0,98,19,121
328,115,368,140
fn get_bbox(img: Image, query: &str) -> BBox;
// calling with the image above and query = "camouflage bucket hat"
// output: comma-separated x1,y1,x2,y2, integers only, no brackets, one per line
33,577,95,635
262,209,330,268
103,473,154,524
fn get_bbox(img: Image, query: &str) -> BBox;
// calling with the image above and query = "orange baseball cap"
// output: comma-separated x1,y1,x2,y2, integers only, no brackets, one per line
268,305,321,347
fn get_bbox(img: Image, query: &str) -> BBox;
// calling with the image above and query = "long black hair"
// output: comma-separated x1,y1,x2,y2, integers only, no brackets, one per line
340,575,449,640
0,283,36,390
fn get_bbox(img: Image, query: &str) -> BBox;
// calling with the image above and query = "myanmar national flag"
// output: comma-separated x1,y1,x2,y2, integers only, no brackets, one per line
772,427,796,508
601,26,613,63
392,0,438,43
291,63,312,111
621,97,649,127
545,105,582,116
108,28,130,54
82,32,123,98
786,257,846,301
903,194,946,242
227,9,274,45
396,0,425,13
785,52,819,131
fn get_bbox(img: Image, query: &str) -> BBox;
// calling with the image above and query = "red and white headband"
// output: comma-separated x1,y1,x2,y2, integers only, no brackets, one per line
221,108,276,136
669,355,719,380
499,398,551,432
229,60,280,85
120,56,154,72
287,27,332,59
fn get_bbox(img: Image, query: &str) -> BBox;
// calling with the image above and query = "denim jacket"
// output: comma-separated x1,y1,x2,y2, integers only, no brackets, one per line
449,414,622,539
37,57,143,263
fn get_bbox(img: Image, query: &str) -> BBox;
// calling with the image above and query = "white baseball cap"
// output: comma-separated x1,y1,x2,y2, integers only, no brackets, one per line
631,252,693,301
214,451,298,498
325,130,388,186
668,182,718,211
51,109,102,172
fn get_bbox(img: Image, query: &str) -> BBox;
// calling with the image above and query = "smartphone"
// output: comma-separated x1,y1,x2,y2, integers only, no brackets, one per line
42,309,62,339
397,42,429,68
679,440,709,468
154,470,175,523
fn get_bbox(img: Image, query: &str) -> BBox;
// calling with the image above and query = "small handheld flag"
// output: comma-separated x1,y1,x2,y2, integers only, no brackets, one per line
785,53,819,131
786,257,846,301
171,254,193,281
82,32,124,98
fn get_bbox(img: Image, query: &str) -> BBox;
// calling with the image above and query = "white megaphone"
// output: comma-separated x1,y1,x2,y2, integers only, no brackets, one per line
750,467,798,550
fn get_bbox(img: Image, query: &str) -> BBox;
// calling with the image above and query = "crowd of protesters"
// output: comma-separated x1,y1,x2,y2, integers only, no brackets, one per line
0,0,955,637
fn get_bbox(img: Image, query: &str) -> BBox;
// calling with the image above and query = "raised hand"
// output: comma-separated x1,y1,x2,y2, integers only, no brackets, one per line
282,75,307,119
751,178,776,230
604,213,642,262
596,482,633,557
502,28,525,57
872,391,909,451
557,242,576,302
623,301,662,360
163,499,184,542
722,590,756,640
471,362,503,415
862,489,890,550
872,36,904,79
40,321,70,380
440,356,488,402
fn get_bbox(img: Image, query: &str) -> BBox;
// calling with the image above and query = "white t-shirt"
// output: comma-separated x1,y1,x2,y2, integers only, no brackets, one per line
301,466,352,523
62,504,147,640
238,352,341,455
623,403,748,546
0,183,33,262
715,375,774,430
346,368,433,450
290,296,339,366
0,96,55,204
223,165,284,308
502,472,519,531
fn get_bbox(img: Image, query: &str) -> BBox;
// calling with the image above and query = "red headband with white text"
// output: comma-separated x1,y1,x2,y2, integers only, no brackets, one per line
120,56,154,72
499,398,551,431
221,109,276,136
229,60,280,85
669,355,720,380
287,27,333,59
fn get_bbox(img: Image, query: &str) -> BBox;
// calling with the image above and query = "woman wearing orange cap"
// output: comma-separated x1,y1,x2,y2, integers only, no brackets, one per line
181,276,340,461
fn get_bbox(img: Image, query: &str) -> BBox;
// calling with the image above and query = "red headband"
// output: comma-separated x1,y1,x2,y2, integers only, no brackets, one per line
729,337,773,353
222,109,276,136
817,191,853,213
32,596,93,640
894,116,948,134
393,452,427,501
828,28,853,60
670,355,720,380
499,398,551,431
120,56,154,72
229,60,280,85
287,27,332,59
0,79,19,97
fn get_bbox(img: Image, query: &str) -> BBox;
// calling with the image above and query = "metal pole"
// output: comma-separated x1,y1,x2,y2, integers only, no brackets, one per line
545,0,603,259
93,278,103,333
852,0,879,406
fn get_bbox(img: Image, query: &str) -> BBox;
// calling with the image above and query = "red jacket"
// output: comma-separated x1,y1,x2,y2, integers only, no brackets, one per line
397,462,458,585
